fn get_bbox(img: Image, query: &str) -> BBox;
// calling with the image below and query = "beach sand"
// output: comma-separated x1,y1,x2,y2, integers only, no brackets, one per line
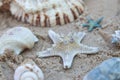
0,0,120,80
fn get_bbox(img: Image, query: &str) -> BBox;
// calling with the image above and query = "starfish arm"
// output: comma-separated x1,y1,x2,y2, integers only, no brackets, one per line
61,52,76,69
73,32,86,44
95,24,101,28
88,25,94,32
48,30,62,43
96,17,104,24
82,24,89,27
77,32,86,42
37,47,61,58
77,44,99,54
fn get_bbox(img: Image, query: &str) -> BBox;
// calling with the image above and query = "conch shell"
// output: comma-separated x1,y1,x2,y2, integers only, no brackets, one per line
0,27,38,55
10,0,85,27
14,59,44,80
99,30,120,47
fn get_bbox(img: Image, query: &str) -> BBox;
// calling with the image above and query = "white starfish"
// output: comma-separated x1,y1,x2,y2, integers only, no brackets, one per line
37,30,99,69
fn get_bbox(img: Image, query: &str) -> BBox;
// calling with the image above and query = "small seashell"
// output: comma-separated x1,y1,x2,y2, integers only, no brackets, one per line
99,30,112,43
0,27,38,55
111,30,120,46
10,0,85,27
99,29,120,47
14,59,44,80
83,58,120,80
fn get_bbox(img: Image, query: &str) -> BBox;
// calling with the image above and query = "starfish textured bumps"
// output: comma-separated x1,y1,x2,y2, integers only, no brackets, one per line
37,30,99,69
82,16,103,32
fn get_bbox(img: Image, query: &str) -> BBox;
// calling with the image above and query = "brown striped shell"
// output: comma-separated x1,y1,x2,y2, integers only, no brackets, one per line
10,0,85,27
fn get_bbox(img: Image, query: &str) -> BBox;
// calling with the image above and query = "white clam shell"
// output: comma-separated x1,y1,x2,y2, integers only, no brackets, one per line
0,27,38,55
10,0,84,27
14,59,44,80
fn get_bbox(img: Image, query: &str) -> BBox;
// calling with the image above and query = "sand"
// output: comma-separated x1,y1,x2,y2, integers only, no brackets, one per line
0,0,120,80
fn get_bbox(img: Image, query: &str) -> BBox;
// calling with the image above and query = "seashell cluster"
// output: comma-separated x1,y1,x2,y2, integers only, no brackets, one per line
14,59,44,80
0,27,38,55
99,30,120,47
10,0,85,27
83,58,120,80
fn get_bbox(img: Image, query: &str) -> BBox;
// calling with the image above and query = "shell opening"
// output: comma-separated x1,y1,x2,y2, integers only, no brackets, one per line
20,71,38,80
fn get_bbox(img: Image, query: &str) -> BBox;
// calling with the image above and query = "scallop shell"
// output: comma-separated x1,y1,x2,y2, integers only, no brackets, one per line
14,59,44,80
10,0,85,27
99,30,120,47
83,58,120,80
0,27,38,55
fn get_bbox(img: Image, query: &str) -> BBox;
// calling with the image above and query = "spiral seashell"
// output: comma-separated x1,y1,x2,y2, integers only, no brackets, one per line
10,0,85,27
99,30,120,47
14,59,44,80
111,30,120,45
0,27,38,55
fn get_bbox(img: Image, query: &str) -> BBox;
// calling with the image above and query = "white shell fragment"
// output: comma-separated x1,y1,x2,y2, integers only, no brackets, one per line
0,27,38,55
14,59,44,80
10,0,85,27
